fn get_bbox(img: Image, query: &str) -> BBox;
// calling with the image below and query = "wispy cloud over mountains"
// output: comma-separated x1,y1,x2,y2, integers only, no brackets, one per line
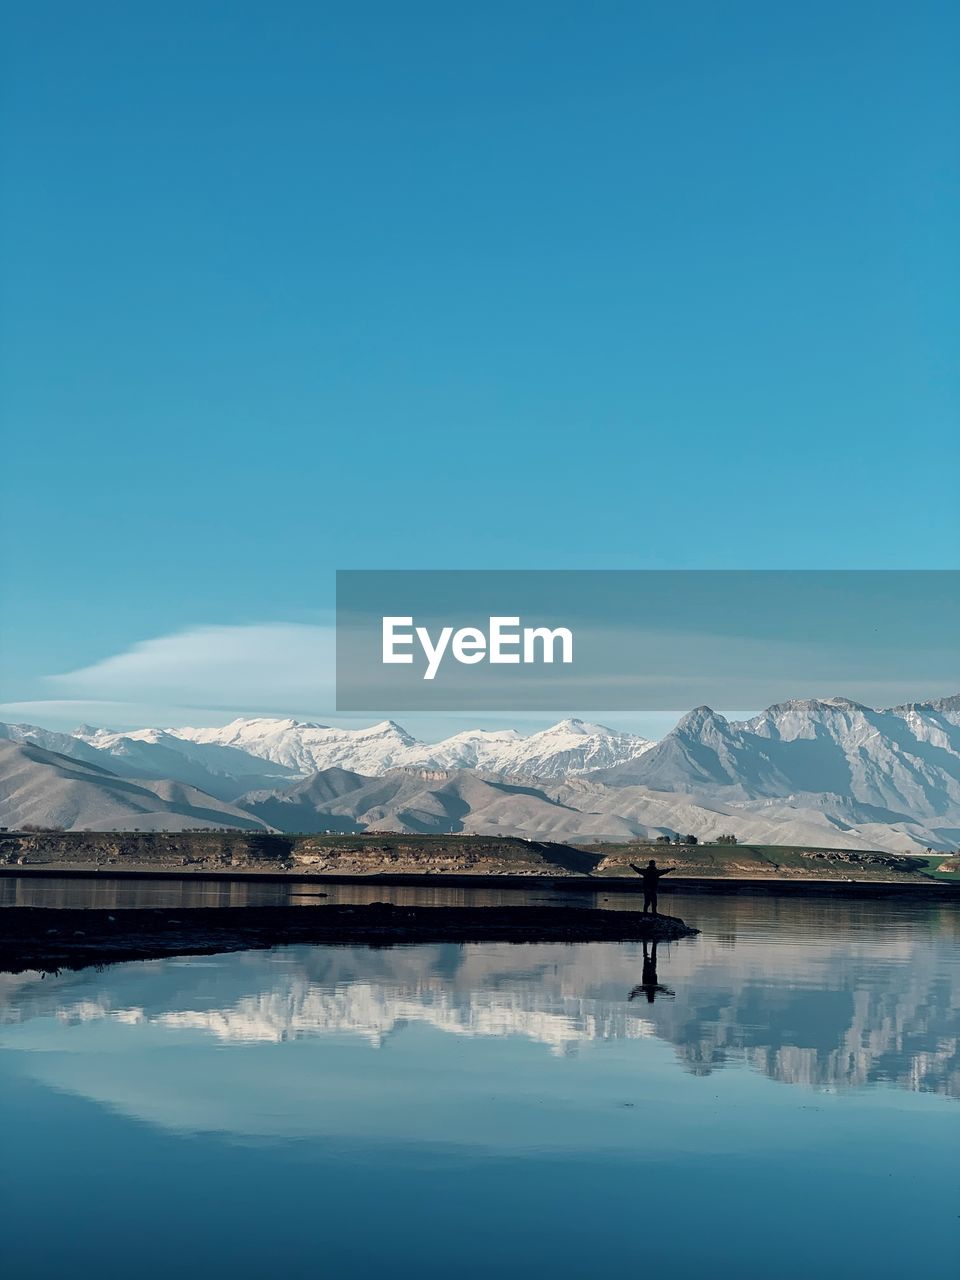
47,623,337,708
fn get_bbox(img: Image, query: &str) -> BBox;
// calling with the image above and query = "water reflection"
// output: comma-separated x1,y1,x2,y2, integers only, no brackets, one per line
0,872,598,911
628,939,675,1003
2,888,956,1280
2,892,957,1101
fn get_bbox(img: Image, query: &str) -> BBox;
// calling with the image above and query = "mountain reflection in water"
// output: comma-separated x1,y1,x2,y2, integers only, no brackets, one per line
1,890,957,1100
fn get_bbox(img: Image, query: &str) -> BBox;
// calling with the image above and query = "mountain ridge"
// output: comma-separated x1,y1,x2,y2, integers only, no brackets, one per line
0,740,272,832
73,715,656,781
591,696,960,832
2,695,958,850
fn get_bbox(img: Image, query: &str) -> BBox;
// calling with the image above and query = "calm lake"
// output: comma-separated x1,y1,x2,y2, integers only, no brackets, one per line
0,883,957,1279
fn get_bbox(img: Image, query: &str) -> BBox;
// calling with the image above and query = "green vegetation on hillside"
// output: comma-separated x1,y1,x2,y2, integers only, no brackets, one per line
579,840,953,883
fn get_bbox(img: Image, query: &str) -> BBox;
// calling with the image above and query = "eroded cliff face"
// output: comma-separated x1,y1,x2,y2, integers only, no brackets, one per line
0,830,295,870
0,831,602,877
289,836,599,875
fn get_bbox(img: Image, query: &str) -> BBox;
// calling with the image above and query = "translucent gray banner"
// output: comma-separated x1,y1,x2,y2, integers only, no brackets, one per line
335,570,959,711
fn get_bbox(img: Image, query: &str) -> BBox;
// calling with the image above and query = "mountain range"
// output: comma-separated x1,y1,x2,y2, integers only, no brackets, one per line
149,715,655,780
1,696,959,851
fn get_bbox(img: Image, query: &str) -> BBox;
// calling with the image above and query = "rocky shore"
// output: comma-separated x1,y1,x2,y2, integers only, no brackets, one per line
0,902,698,974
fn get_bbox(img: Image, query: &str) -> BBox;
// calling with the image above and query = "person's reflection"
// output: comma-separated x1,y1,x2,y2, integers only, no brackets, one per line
628,939,675,1003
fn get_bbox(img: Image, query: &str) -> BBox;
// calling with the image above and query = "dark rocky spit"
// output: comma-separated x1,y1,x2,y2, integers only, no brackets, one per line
0,903,698,974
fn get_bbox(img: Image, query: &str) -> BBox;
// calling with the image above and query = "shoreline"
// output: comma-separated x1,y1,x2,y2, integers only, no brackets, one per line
2,864,958,900
0,903,697,974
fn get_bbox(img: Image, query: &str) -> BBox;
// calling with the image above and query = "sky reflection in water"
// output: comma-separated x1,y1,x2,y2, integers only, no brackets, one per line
0,891,957,1279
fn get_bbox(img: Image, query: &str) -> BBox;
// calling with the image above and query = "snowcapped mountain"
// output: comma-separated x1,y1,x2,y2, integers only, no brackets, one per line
169,715,655,779
594,696,960,840
66,724,299,801
0,721,112,768
420,727,525,770
171,717,425,775
0,716,654,823
442,718,655,779
3,697,959,848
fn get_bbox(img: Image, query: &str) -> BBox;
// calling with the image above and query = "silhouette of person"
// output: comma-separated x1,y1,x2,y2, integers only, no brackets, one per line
628,939,674,1003
629,859,674,915
641,937,658,988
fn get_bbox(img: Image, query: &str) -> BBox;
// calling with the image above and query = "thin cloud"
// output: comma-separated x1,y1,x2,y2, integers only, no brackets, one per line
48,624,337,707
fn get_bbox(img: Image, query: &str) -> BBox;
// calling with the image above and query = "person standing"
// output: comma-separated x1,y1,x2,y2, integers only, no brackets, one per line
629,859,674,915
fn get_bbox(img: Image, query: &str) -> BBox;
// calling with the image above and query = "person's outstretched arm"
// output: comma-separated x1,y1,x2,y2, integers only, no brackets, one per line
629,863,644,876
659,867,675,876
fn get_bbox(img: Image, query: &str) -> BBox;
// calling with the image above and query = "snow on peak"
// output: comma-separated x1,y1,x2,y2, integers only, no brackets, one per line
601,693,960,830
547,718,615,737
426,719,655,778
360,720,416,739
90,714,655,781
170,716,417,774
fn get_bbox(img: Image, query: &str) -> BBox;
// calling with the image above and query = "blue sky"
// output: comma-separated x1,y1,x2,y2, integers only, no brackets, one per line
2,2,957,737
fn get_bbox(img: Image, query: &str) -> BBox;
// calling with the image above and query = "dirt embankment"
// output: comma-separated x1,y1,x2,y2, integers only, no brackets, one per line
0,831,602,876
0,902,697,974
2,831,956,884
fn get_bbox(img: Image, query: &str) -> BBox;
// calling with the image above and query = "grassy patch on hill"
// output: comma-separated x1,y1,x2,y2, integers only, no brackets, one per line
918,855,960,881
577,841,945,882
